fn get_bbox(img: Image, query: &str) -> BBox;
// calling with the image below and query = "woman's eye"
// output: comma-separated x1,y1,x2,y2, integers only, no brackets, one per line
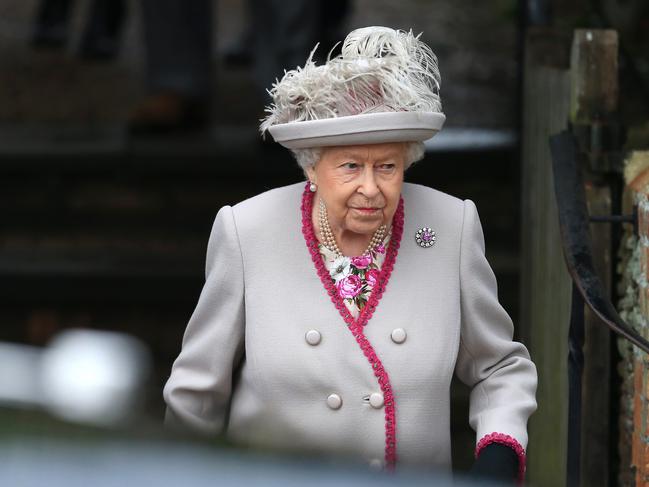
379,163,396,170
342,162,358,169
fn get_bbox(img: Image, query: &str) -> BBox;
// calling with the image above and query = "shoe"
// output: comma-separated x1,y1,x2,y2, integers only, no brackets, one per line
127,92,209,135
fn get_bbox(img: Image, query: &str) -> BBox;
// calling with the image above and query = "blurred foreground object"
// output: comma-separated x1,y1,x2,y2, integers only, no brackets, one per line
0,329,151,427
0,437,506,487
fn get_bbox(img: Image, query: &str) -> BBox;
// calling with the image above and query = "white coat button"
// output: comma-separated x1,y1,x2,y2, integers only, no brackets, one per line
391,328,407,344
327,393,342,410
305,329,322,346
369,392,384,409
369,458,383,470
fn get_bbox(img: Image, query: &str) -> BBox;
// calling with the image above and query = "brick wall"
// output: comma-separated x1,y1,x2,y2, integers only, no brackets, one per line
619,151,649,486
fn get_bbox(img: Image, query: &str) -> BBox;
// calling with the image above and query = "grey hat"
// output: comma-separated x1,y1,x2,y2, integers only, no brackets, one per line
260,26,446,149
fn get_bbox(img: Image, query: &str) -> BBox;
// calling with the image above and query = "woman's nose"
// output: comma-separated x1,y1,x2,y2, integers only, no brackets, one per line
359,167,380,198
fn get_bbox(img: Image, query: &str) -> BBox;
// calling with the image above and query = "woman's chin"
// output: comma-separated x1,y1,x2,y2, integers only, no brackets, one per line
347,220,383,237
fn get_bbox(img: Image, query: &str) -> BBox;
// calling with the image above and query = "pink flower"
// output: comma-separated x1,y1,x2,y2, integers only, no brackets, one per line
337,274,363,299
376,243,386,254
366,269,380,288
351,254,372,269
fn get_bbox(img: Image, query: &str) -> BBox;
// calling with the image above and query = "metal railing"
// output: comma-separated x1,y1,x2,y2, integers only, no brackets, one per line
549,128,649,487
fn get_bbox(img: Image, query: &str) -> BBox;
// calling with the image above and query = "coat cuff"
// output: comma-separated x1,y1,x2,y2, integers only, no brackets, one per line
475,432,526,486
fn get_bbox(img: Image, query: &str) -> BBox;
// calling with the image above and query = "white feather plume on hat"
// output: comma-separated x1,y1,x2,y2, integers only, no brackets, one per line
260,26,445,148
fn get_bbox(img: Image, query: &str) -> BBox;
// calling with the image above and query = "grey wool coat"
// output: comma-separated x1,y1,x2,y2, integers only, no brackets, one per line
163,181,537,471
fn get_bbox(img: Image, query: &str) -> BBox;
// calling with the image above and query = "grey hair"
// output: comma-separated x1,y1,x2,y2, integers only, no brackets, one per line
291,148,323,171
292,141,425,173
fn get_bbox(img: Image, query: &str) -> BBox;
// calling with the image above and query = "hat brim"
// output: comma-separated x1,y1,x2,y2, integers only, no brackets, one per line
267,111,446,149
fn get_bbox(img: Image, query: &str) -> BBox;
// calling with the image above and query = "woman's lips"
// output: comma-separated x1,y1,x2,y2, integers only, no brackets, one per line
352,207,381,214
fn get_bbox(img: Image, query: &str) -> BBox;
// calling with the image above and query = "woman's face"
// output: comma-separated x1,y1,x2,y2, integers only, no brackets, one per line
306,142,406,236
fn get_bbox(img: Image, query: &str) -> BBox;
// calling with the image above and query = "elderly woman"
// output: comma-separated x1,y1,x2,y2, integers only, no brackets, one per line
163,26,537,484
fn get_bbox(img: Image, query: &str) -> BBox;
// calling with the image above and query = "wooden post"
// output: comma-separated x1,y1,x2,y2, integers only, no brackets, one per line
581,185,612,486
522,28,618,486
570,30,619,125
570,29,618,487
521,27,572,487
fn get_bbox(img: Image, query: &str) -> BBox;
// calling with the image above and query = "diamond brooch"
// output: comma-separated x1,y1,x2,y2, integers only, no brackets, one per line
415,227,436,248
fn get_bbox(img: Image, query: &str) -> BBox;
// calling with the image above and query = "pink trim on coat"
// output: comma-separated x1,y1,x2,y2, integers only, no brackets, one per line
301,182,404,469
475,432,526,486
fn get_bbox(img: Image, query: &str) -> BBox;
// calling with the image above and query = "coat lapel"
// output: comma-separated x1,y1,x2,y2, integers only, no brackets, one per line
300,182,404,468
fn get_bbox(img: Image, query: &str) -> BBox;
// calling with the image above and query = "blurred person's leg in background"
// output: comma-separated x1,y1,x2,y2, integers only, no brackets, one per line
32,0,126,60
318,0,350,54
31,0,73,47
222,0,253,68
79,0,126,60
129,0,213,134
250,0,349,99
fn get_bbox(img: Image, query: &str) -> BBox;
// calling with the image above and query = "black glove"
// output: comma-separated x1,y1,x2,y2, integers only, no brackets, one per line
468,443,519,484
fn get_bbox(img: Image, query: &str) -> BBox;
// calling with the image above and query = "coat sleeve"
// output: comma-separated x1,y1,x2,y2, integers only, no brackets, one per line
162,205,245,435
454,199,537,473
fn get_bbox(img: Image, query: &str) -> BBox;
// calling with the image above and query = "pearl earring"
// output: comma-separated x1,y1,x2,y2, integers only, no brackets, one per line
309,182,317,193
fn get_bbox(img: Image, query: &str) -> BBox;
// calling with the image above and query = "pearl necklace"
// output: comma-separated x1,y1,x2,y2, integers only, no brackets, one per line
318,198,387,257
